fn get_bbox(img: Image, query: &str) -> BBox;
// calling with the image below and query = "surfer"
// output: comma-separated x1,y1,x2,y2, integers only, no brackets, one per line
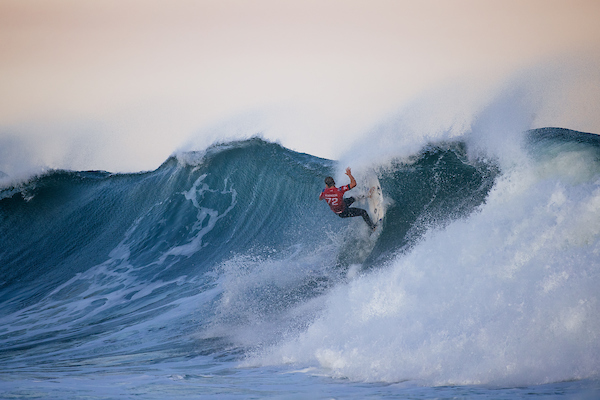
319,167,377,230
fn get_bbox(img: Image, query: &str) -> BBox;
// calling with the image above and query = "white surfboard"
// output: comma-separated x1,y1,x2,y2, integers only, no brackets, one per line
355,174,385,230
365,177,385,228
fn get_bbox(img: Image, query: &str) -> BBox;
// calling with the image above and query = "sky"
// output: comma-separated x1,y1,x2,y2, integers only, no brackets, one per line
1,0,600,174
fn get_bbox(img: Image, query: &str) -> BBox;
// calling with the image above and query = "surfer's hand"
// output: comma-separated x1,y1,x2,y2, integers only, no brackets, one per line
346,167,357,189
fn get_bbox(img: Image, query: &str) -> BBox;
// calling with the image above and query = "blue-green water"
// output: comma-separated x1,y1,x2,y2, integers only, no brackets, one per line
1,129,599,398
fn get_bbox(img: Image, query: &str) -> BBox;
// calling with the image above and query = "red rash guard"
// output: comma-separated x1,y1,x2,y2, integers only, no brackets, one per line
319,185,350,214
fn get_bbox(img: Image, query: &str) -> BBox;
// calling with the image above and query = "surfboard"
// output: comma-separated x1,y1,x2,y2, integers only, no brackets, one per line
355,174,385,230
365,177,385,228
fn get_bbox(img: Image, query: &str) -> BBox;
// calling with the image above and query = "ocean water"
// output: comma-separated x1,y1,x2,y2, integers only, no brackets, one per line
1,125,600,399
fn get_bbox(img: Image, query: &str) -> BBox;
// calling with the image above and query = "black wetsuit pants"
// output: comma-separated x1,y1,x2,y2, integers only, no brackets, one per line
338,197,376,229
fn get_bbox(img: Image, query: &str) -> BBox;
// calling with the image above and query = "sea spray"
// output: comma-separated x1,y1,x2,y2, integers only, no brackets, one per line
252,130,600,386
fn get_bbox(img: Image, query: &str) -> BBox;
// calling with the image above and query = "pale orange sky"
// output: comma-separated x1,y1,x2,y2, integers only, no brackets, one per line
1,0,599,173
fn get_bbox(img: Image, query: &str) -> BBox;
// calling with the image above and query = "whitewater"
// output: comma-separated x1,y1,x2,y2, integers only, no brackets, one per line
2,79,600,398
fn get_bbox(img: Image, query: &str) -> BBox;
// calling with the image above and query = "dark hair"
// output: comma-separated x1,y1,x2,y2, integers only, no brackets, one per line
324,176,335,187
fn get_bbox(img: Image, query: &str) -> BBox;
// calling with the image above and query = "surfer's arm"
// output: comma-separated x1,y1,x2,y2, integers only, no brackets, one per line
345,167,357,189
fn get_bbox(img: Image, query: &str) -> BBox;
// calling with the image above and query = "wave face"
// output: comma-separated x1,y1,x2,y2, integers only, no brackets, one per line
1,130,599,389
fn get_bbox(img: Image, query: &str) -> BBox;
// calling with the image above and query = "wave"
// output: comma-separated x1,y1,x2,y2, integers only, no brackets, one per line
1,129,599,387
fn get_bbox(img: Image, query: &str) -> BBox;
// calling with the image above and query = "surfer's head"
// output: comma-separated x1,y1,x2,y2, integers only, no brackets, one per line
324,176,335,187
